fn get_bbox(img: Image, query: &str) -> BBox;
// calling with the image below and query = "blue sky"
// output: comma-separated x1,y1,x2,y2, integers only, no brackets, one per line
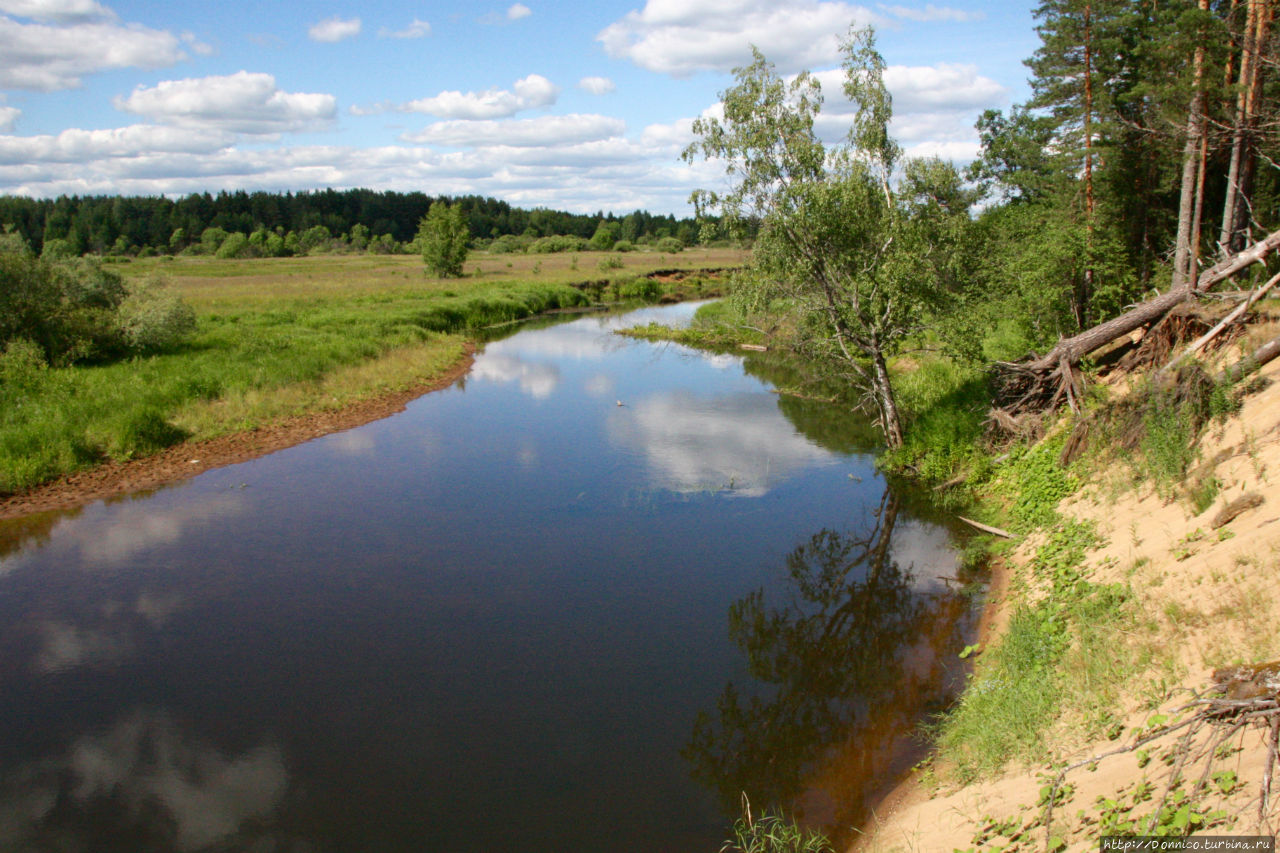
0,0,1040,215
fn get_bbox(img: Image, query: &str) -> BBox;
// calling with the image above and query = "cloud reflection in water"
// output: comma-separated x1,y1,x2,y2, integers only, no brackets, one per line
0,710,289,852
609,389,832,496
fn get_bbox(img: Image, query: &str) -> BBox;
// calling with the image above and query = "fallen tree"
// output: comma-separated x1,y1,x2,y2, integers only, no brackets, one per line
993,228,1280,417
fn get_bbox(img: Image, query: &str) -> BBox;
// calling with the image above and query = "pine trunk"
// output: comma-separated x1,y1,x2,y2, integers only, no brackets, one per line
1173,0,1211,290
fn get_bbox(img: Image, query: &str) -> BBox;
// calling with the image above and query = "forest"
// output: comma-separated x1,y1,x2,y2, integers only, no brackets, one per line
0,188,701,258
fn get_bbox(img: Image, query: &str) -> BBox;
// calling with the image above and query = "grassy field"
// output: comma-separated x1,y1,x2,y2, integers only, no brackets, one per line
1,248,743,494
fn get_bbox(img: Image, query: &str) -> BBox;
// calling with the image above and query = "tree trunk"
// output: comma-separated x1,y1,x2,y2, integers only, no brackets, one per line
1173,0,1211,290
871,345,903,449
1078,1,1097,327
1220,0,1264,256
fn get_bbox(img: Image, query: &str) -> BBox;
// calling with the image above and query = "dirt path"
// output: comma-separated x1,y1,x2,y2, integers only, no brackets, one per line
0,349,475,521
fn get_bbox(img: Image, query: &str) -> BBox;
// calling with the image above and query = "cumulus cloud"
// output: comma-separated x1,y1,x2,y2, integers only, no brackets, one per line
598,0,880,75
0,124,232,164
0,105,18,132
404,74,559,119
0,0,112,21
114,72,337,135
877,3,983,22
405,114,624,147
507,3,532,19
379,17,430,38
308,15,361,43
577,76,616,95
0,16,185,90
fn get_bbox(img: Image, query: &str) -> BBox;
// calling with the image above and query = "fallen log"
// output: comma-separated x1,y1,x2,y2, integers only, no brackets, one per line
1160,269,1280,374
994,229,1280,416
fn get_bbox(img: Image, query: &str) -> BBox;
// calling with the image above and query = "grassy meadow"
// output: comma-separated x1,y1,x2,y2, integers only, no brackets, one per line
1,247,743,494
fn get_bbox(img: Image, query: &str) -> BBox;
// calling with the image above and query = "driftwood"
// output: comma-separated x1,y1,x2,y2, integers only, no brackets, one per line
956,515,1012,538
994,229,1280,418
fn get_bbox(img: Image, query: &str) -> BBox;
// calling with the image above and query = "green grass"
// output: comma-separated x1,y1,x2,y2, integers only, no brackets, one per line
1,250,741,494
934,520,1143,782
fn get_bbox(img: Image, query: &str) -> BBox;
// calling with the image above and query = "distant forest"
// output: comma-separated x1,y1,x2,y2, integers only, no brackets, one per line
0,189,702,257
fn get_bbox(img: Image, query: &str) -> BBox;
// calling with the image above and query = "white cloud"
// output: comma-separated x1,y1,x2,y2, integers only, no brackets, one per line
0,106,18,132
404,73,559,119
577,76,616,95
180,30,215,56
0,16,185,90
507,3,532,19
598,0,881,76
0,0,112,21
308,15,361,43
0,124,233,164
114,72,337,135
379,17,430,38
405,114,624,147
877,3,983,22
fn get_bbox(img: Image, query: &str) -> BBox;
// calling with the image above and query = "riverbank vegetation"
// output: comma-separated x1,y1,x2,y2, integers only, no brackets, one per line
0,249,738,495
634,5,1280,847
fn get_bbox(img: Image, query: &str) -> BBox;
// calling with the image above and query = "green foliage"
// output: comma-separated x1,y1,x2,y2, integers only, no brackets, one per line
721,808,832,853
936,520,1135,782
417,202,470,277
116,276,197,352
684,29,974,448
597,255,624,271
215,231,250,259
654,236,684,253
992,437,1079,532
528,234,587,254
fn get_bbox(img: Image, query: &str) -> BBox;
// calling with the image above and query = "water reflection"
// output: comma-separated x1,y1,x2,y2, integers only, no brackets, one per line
609,390,833,496
0,710,289,852
684,489,976,838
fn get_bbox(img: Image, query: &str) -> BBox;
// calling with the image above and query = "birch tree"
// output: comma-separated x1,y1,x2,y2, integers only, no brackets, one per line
683,28,971,449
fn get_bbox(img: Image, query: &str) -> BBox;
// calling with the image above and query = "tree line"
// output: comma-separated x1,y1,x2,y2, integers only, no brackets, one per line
0,189,701,258
688,2,1280,449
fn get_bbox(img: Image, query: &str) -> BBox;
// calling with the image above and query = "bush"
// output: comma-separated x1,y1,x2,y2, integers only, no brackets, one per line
40,238,75,260
654,236,684,253
115,276,197,353
529,234,587,254
215,232,250,259
0,254,129,364
488,233,533,254
0,338,47,393
613,240,635,252
418,202,470,277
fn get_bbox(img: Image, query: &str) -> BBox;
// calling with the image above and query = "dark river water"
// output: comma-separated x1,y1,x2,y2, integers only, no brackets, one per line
0,302,978,852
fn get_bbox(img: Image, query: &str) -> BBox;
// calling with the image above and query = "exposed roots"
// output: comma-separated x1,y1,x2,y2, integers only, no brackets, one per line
1042,662,1280,849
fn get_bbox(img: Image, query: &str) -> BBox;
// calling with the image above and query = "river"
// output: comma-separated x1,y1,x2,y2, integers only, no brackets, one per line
0,301,978,852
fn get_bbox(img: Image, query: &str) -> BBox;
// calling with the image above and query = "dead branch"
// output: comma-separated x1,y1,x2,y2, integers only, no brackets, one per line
1040,664,1280,850
956,515,1012,538
1161,269,1280,374
995,229,1280,418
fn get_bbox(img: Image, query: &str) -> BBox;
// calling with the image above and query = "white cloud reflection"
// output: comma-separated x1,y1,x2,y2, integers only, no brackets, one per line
0,710,289,851
610,390,832,495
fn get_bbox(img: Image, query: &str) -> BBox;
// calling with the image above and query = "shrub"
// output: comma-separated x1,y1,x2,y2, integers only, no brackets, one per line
115,276,197,353
0,338,47,393
598,255,624,271
654,236,684,253
613,239,635,252
215,232,250,259
489,233,532,254
529,234,587,254
418,202,470,277
40,238,75,260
